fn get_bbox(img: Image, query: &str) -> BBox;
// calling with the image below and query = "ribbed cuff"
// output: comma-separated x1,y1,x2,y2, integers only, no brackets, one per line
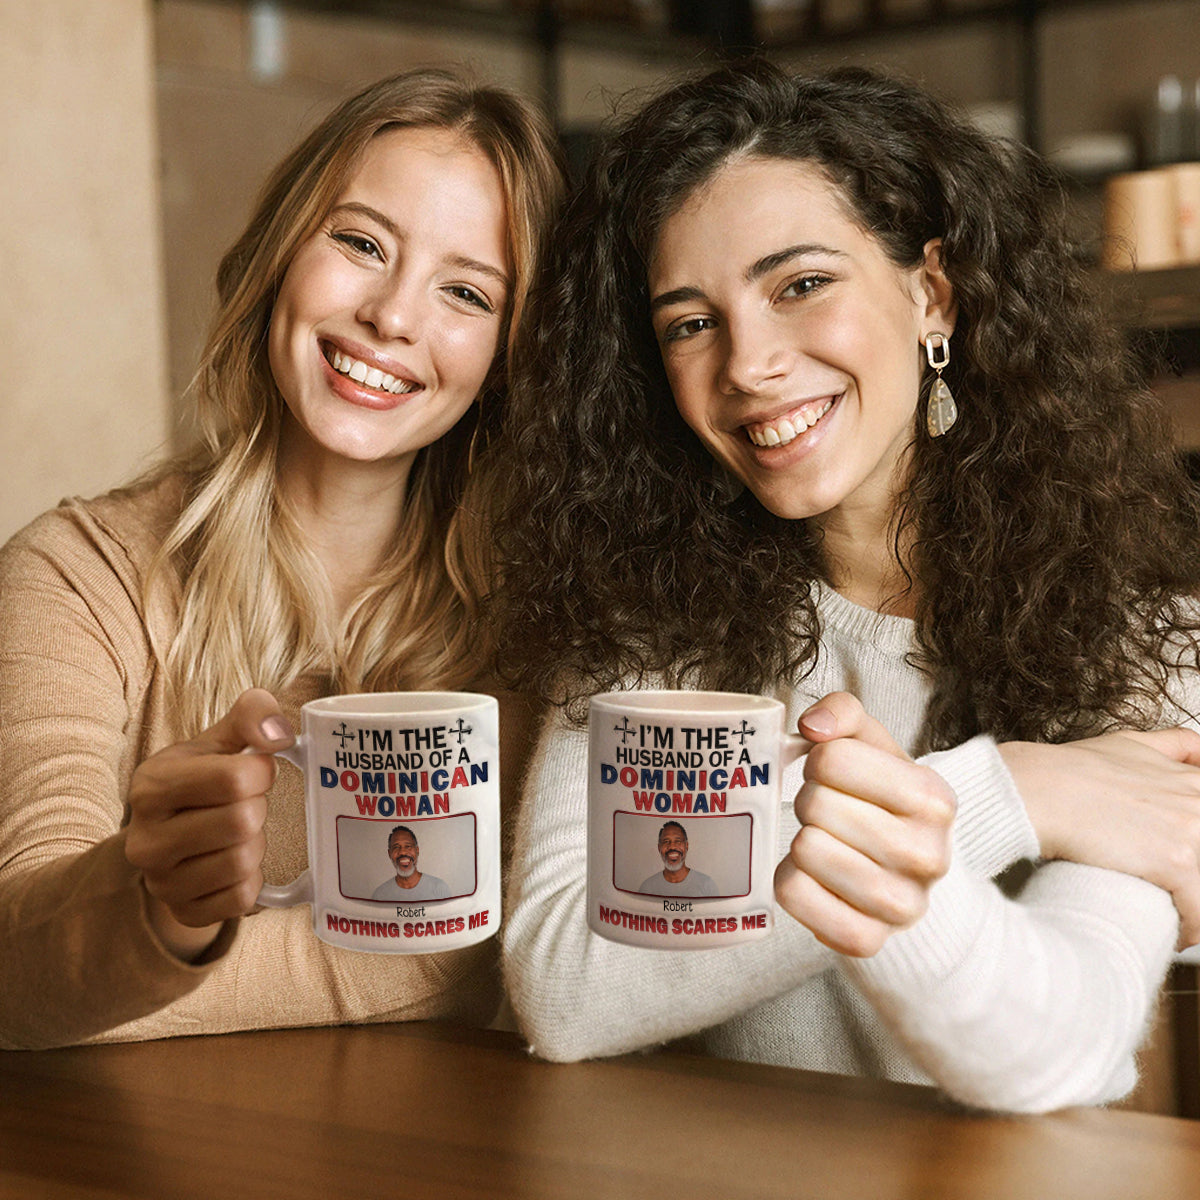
923,736,1039,878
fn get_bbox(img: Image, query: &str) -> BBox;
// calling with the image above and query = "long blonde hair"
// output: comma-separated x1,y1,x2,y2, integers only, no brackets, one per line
151,69,565,733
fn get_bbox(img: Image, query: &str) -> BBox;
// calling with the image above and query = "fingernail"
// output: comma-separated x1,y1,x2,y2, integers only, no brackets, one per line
261,716,291,743
801,706,837,737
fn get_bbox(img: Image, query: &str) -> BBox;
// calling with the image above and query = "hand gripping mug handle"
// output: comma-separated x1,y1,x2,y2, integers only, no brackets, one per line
256,739,314,908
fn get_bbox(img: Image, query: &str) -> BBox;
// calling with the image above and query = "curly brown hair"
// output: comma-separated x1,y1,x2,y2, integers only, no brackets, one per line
489,59,1200,749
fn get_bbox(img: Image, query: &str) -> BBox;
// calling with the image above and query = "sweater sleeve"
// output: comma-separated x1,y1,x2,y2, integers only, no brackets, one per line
922,736,1040,876
0,502,229,1047
842,651,1199,1112
844,731,1177,1113
501,708,837,1062
842,854,1177,1112
0,498,499,1049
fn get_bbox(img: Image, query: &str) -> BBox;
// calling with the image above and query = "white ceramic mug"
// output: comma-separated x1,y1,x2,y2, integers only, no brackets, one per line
258,691,500,953
587,690,806,949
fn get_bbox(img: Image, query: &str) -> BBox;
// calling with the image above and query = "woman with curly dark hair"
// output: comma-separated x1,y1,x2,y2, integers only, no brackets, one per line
494,60,1200,1112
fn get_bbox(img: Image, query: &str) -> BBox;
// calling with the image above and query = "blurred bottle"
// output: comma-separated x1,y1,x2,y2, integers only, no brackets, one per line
1174,163,1200,265
1190,79,1200,162
1147,75,1188,166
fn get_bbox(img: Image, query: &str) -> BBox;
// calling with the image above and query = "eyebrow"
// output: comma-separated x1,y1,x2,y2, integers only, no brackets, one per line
330,202,511,290
650,243,846,313
649,285,704,313
746,243,845,281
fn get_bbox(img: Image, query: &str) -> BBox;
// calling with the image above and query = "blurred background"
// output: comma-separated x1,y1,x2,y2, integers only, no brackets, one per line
2,0,1198,542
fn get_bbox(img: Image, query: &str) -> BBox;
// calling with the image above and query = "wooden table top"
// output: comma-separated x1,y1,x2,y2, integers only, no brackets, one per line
3,1022,1200,1200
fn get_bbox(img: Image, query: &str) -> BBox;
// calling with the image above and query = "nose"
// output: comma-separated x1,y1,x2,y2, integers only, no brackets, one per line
357,274,425,343
718,312,791,396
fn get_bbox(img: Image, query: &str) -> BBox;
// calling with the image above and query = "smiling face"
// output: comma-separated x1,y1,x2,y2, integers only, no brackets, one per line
388,830,420,879
658,824,688,873
268,124,511,481
648,155,952,530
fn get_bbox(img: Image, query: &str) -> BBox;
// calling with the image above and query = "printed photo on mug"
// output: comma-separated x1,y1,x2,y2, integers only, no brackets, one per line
258,691,500,953
587,691,806,949
612,812,752,899
336,813,478,903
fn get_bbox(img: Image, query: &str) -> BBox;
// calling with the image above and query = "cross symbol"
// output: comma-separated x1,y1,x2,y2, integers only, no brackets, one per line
450,718,473,744
614,717,636,744
732,720,756,745
333,722,356,748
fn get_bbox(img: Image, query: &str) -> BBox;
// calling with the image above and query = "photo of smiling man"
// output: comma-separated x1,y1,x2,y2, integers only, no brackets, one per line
639,821,719,898
371,825,451,902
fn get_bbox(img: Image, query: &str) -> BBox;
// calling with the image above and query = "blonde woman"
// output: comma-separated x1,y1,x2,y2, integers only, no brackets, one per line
0,69,564,1049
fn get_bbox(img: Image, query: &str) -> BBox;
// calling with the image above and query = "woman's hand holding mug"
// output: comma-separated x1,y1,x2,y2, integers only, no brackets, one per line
125,688,294,961
774,692,957,958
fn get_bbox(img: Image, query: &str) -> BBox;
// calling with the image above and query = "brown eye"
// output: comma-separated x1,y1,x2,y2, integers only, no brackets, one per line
333,231,382,259
780,275,830,300
663,316,716,344
446,285,494,313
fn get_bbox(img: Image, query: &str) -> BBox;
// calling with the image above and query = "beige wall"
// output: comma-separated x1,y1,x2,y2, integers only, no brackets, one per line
0,0,170,543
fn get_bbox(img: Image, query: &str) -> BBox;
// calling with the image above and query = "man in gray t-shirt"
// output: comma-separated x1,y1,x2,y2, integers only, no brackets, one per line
639,820,719,897
371,825,451,902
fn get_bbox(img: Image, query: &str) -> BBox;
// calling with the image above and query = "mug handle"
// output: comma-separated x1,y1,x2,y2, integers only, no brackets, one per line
255,738,314,908
782,732,811,767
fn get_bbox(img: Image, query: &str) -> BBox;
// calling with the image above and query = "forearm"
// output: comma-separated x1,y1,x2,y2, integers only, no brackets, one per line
843,857,1176,1113
1,838,502,1049
95,898,501,1043
0,835,233,1049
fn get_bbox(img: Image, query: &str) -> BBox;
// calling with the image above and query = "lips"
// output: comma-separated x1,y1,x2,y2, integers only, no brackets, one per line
744,396,837,448
322,341,422,398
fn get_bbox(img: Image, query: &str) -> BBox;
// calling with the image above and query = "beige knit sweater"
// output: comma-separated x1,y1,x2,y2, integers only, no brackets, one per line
0,476,528,1049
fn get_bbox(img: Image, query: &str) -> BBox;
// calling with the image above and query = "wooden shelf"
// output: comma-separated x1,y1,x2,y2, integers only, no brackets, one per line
1112,265,1200,333
201,0,1165,146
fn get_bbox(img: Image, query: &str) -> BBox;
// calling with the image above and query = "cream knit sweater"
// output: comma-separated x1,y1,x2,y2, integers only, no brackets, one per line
503,586,1183,1113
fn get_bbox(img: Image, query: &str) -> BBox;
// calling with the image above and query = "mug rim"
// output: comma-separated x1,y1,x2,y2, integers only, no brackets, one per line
301,691,496,718
589,689,783,717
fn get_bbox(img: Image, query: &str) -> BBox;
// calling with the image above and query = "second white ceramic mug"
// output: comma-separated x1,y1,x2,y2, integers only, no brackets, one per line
587,690,806,949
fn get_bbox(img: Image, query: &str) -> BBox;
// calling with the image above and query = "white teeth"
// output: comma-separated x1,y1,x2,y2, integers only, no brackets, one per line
747,399,833,448
329,348,417,395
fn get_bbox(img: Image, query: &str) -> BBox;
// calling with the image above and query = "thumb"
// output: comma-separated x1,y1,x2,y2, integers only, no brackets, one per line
191,687,294,756
798,691,909,760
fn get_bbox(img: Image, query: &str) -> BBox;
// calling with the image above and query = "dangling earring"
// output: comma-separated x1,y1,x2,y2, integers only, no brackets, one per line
924,332,957,437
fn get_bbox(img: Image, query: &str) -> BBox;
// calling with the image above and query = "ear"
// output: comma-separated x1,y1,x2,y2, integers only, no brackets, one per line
917,238,957,339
